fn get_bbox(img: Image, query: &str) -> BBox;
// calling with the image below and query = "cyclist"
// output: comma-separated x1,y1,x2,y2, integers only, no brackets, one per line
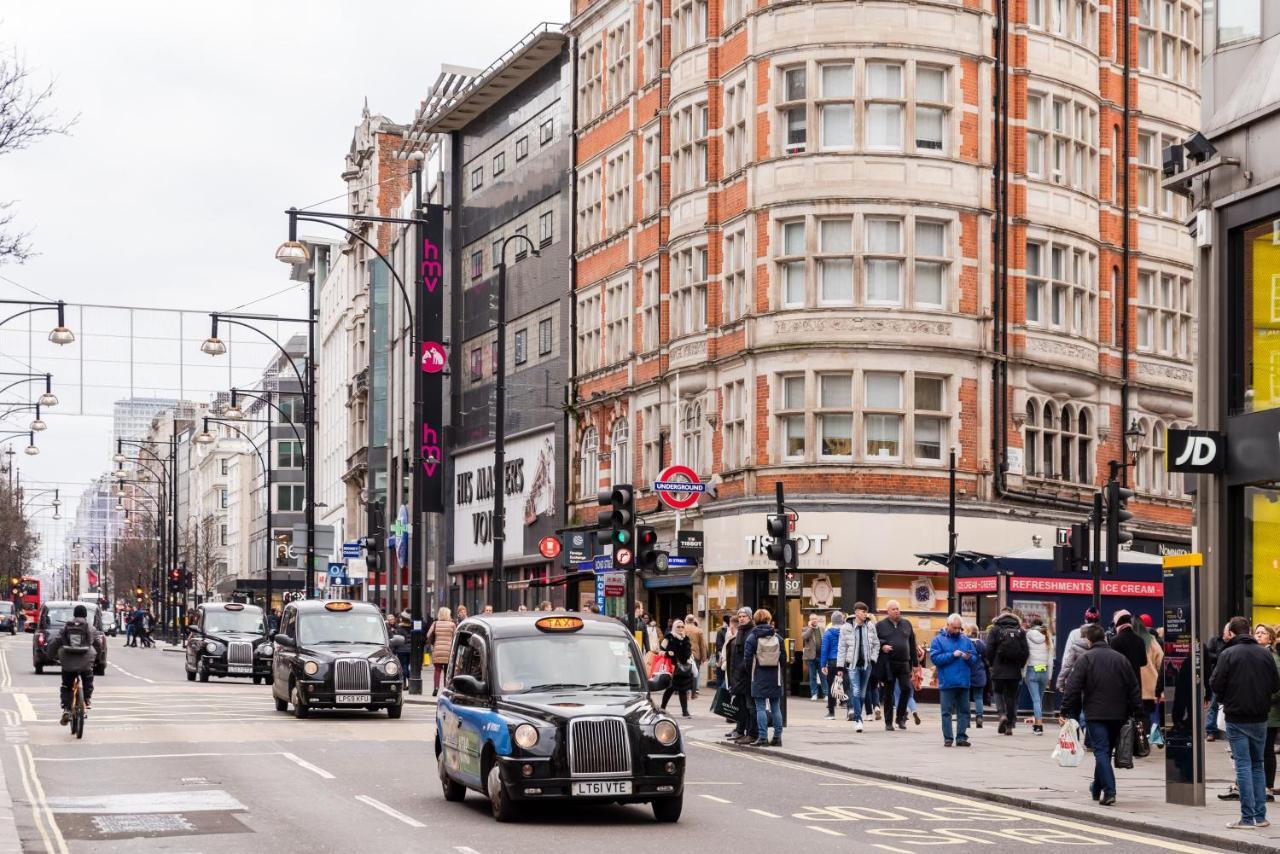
47,605,103,726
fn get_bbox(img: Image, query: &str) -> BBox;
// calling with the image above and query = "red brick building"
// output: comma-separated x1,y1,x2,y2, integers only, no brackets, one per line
566,0,1198,632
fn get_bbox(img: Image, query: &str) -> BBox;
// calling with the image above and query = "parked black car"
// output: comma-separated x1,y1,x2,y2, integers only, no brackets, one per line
33,601,107,675
185,602,273,684
436,613,684,822
270,600,404,719
0,601,15,635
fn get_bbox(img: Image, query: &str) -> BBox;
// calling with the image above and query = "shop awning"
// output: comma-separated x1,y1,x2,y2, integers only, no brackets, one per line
505,570,594,589
643,572,696,589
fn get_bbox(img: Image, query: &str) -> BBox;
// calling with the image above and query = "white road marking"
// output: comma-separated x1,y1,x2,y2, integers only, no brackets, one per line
17,743,70,854
684,781,741,785
355,795,425,828
874,846,918,854
109,661,155,683
454,848,483,854
807,825,846,837
46,790,245,814
35,752,276,762
13,743,56,854
280,752,335,779
15,693,36,722
748,808,780,818
0,642,11,687
699,794,732,804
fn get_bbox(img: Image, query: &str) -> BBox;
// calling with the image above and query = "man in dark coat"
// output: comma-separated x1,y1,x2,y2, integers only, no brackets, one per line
725,607,756,743
984,608,1029,734
1204,627,1227,741
1108,610,1147,682
875,600,918,731
48,605,104,725
1211,616,1280,829
1061,624,1142,806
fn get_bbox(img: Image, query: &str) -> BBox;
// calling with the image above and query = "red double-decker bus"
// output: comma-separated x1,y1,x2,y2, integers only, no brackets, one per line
16,576,39,628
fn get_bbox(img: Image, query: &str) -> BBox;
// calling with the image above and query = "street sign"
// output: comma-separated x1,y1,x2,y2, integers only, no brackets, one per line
539,536,561,559
342,542,363,559
665,555,694,569
653,465,705,510
614,548,633,567
345,557,368,579
592,554,612,573
566,531,594,566
1055,527,1069,546
326,564,344,580
676,530,704,559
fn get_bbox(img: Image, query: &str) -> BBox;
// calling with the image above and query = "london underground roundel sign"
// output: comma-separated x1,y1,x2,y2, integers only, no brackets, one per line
653,464,705,510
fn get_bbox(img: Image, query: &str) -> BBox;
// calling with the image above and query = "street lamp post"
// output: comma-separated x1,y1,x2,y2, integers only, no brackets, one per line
0,299,76,344
490,234,540,610
199,415,275,611
116,436,178,641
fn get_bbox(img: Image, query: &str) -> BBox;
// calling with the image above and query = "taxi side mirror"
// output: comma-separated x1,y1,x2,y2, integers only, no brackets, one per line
274,633,294,648
389,635,406,649
648,673,672,692
451,674,487,696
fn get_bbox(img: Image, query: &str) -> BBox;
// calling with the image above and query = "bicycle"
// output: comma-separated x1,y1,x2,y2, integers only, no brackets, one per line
67,673,87,739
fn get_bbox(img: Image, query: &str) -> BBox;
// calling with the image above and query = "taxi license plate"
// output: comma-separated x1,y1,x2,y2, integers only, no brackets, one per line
337,694,371,704
228,665,251,674
572,780,632,797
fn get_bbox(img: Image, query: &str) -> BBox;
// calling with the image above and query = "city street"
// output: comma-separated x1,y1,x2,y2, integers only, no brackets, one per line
0,635,1235,854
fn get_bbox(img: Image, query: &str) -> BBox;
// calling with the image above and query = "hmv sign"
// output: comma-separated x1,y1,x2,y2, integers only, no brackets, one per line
1166,429,1225,474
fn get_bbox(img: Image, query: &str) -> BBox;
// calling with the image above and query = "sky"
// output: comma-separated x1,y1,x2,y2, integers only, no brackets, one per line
0,1,566,563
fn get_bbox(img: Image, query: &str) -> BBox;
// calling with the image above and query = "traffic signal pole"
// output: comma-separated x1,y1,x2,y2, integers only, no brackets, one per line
1091,491,1103,611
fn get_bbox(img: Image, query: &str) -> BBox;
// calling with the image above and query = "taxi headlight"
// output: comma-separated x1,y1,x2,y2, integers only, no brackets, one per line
384,660,400,676
513,723,539,749
302,660,320,676
258,643,275,656
204,641,219,653
654,719,679,746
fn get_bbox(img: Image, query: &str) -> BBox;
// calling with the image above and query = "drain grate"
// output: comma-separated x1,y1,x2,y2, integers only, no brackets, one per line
91,814,194,835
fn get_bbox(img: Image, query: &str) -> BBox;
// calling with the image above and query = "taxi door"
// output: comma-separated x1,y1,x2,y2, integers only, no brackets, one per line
273,606,299,690
438,630,491,789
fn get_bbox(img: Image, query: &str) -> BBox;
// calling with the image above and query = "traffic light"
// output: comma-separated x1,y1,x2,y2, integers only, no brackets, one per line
597,485,635,569
167,568,182,592
1105,479,1135,573
765,513,798,571
134,586,144,599
635,525,668,573
362,536,381,574
1070,522,1089,571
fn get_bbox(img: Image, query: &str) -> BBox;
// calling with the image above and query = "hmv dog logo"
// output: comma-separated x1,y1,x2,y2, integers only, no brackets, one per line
1167,429,1225,474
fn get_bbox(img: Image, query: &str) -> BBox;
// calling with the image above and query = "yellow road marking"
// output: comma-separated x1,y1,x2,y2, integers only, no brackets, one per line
693,740,1217,853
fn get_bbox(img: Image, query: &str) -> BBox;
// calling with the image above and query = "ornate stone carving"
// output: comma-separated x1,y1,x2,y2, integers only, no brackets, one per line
772,316,953,337
1136,361,1193,385
1026,337,1094,362
669,339,707,361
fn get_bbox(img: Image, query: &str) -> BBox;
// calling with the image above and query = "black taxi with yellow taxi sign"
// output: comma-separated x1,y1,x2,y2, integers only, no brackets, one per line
269,599,405,718
436,612,685,822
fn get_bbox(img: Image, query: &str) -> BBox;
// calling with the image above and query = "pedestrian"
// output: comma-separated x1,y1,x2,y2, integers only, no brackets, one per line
984,607,1029,735
1258,624,1280,796
714,613,731,688
517,603,529,613
267,608,281,635
659,619,695,718
482,604,495,614
645,616,662,654
1060,623,1143,806
456,604,469,621
836,602,878,731
426,606,456,696
821,611,847,720
744,608,786,747
726,607,757,743
1024,615,1053,735
964,623,988,727
802,614,826,701
685,614,707,699
394,611,412,683
1206,627,1227,742
1108,610,1148,683
124,610,135,647
876,600,920,731
1137,614,1165,739
1211,616,1280,829
538,600,553,612
930,614,976,747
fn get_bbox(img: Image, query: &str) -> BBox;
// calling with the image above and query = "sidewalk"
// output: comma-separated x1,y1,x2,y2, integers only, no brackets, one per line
711,693,1279,854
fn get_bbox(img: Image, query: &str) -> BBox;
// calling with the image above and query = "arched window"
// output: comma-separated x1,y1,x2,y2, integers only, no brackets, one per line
1024,398,1092,484
1076,408,1092,484
1025,401,1039,476
1060,405,1073,479
578,427,599,498
611,418,630,486
682,401,703,473
1042,401,1056,477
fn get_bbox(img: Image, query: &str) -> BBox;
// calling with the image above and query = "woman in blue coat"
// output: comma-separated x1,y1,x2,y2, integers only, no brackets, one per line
966,624,989,727
743,609,787,747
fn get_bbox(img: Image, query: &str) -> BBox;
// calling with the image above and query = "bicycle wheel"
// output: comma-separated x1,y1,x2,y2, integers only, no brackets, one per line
74,706,85,739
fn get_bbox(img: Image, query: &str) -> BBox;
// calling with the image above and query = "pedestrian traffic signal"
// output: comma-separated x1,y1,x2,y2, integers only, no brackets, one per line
597,485,635,567
1105,479,1135,574
765,513,797,571
635,525,668,573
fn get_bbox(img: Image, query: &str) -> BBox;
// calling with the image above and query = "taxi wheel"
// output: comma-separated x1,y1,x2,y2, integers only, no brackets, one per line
198,660,210,683
186,667,195,682
252,676,263,685
486,763,516,822
387,703,403,719
274,694,288,712
34,664,42,675
652,795,683,823
439,756,466,802
291,682,309,719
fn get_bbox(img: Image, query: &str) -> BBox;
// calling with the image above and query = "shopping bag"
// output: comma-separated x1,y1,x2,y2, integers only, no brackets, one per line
1134,719,1152,758
1150,724,1165,749
649,653,674,678
709,684,734,718
1114,719,1136,769
1217,708,1226,733
1052,719,1085,768
831,670,848,705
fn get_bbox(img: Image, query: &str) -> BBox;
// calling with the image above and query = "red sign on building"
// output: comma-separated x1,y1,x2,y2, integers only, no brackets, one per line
954,577,998,593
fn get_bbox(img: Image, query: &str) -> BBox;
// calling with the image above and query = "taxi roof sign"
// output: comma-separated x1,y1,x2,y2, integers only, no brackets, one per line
535,616,584,633
224,603,244,611
324,601,354,612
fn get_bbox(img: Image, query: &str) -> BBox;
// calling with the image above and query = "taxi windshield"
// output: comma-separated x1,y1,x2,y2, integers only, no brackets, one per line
205,610,265,634
493,634,642,695
298,611,386,646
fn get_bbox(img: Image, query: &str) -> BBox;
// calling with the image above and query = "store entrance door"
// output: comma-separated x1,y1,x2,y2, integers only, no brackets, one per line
649,588,692,633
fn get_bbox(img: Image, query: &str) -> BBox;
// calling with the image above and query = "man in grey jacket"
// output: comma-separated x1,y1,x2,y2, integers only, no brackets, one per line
836,602,879,732
47,605,104,725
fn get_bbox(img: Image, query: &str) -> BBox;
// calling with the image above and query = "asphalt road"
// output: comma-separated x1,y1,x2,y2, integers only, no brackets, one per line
0,633,1234,853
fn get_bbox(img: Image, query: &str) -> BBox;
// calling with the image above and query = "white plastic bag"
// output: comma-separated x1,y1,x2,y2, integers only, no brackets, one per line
1217,708,1226,734
1052,719,1084,767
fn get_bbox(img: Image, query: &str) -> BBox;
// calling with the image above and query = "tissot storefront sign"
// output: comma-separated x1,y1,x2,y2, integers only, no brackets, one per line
451,428,556,564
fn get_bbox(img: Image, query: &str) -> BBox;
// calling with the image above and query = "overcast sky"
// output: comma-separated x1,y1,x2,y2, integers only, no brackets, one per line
1,1,565,563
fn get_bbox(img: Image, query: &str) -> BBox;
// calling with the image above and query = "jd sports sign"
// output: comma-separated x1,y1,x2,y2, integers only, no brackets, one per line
1167,429,1225,474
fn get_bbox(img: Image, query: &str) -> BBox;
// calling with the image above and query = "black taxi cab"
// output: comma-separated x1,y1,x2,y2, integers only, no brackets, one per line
436,612,684,823
269,600,404,718
185,602,273,684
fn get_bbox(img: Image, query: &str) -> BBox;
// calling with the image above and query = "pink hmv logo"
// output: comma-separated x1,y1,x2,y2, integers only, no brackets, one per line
420,342,446,374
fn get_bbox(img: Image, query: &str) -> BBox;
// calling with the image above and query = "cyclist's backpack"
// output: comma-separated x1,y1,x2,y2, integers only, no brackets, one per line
754,634,782,668
996,626,1025,665
62,620,91,653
